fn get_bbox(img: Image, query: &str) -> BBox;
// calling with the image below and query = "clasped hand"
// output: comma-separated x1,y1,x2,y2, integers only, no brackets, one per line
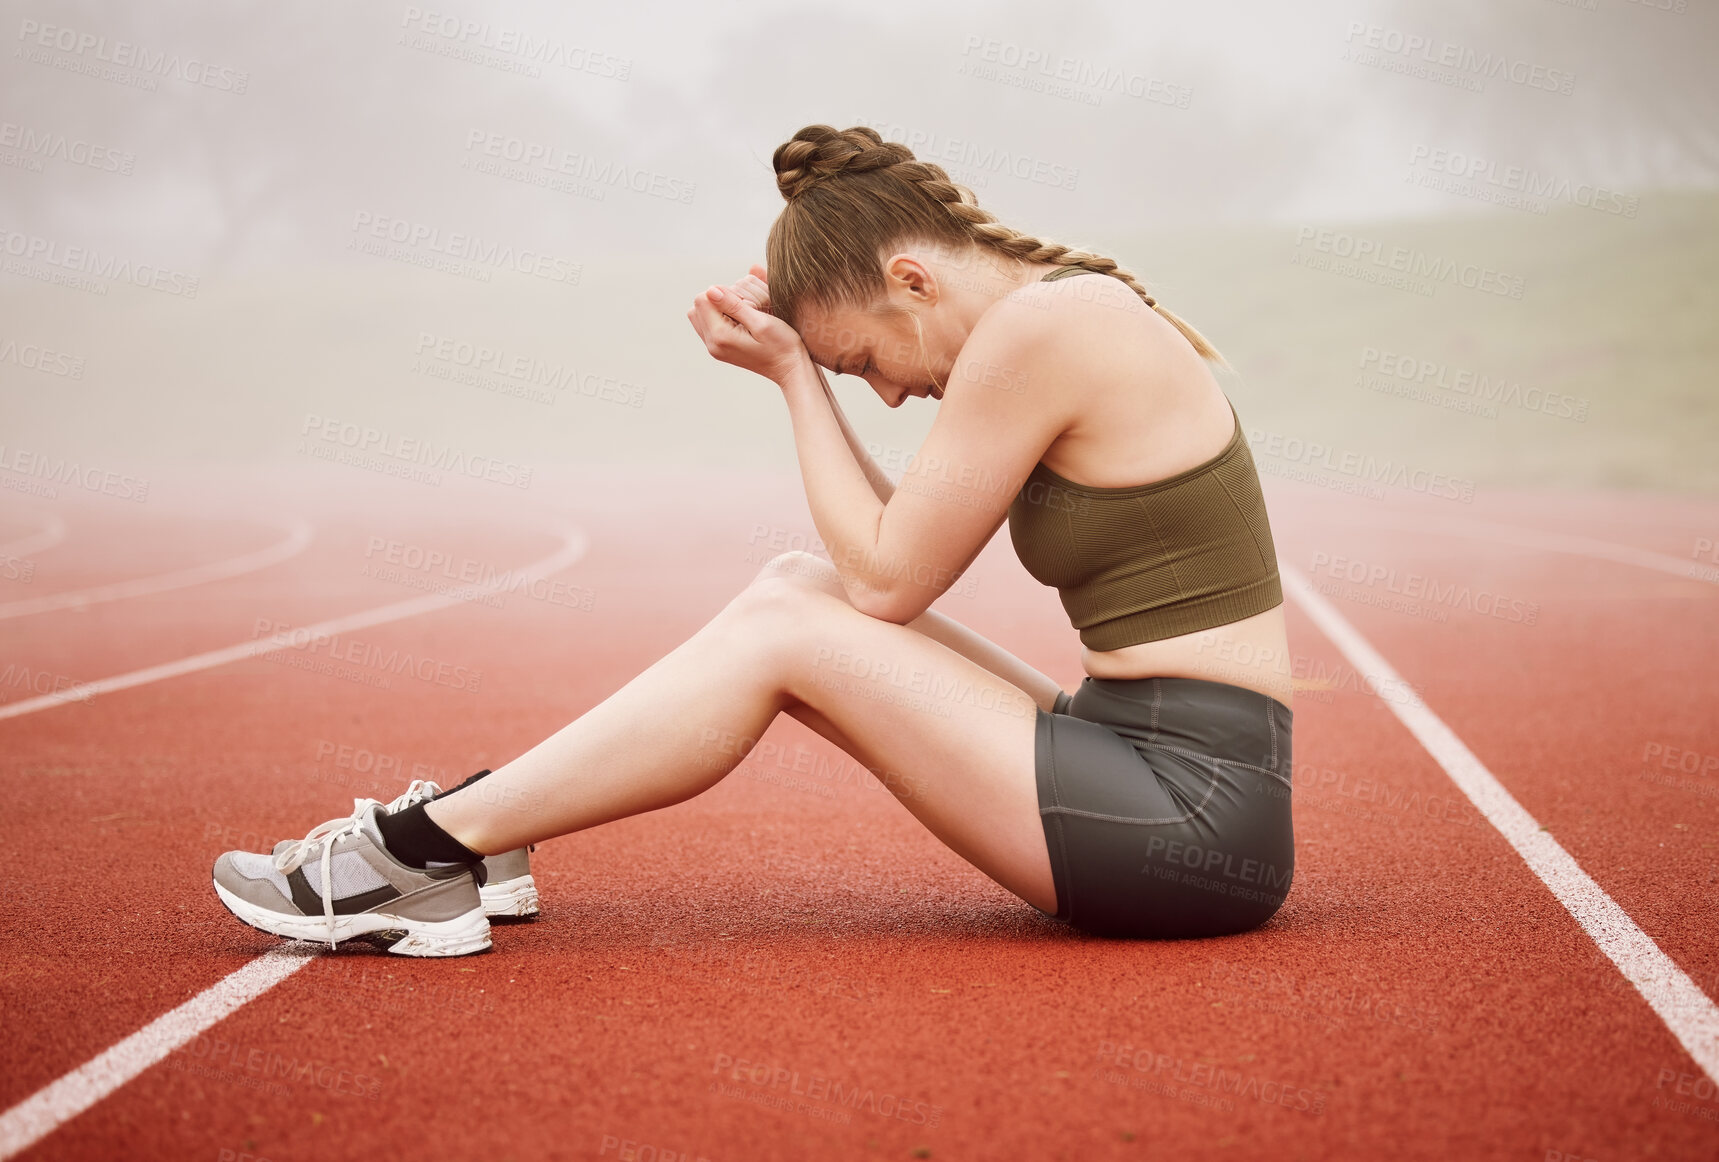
685,263,809,386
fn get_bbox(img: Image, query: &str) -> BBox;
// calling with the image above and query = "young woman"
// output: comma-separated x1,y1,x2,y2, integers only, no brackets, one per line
212,124,1295,956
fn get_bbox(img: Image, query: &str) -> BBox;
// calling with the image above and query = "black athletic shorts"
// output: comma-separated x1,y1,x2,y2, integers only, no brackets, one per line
1033,675,1295,938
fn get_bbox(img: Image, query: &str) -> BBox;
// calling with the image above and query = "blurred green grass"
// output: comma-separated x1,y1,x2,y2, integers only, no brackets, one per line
5,191,1714,494
1109,188,1719,492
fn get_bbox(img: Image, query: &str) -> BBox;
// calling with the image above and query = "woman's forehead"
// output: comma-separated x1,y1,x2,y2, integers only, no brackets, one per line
798,306,888,367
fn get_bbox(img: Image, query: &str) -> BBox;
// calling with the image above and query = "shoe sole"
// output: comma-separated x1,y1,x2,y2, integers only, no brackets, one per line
213,880,492,957
480,874,540,918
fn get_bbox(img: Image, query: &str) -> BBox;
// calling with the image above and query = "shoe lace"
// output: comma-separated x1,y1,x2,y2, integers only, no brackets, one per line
383,779,441,813
273,812,372,951
267,781,447,951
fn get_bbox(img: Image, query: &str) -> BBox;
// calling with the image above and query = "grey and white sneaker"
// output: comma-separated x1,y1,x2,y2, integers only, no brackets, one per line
474,844,540,917
379,777,541,919
212,802,491,958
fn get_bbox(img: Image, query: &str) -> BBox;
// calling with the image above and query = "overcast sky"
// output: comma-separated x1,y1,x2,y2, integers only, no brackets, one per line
4,0,1715,275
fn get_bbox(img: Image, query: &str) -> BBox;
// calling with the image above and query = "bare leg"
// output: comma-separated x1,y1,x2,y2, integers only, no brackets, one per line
426,551,1059,913
744,550,1067,761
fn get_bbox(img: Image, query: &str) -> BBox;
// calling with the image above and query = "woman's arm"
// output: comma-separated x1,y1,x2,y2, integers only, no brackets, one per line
775,353,893,602
813,359,896,505
686,279,1067,621
686,283,896,602
719,266,895,506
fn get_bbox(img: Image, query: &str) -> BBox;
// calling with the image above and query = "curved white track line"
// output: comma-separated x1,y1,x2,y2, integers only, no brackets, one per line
0,520,315,621
1283,563,1719,1084
0,513,67,559
0,526,587,721
1328,512,1719,587
0,526,588,1158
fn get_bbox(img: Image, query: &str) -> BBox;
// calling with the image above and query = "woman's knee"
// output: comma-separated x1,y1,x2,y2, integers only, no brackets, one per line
723,562,845,635
747,550,849,600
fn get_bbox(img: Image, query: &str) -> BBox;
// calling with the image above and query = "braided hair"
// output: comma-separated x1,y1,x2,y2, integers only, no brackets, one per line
764,124,1224,364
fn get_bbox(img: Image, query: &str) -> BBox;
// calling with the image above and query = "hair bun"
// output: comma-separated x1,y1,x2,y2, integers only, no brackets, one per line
772,124,912,202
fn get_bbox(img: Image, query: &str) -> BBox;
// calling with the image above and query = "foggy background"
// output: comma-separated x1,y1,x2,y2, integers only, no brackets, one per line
2,0,1716,492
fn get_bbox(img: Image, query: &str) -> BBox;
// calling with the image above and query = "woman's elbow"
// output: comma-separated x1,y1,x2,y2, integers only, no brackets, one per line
847,581,922,625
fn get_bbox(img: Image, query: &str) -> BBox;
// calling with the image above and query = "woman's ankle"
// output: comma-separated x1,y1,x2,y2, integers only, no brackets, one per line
378,798,487,867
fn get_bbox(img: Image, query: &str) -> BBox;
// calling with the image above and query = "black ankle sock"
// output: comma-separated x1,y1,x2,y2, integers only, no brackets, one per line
376,800,484,869
433,768,493,800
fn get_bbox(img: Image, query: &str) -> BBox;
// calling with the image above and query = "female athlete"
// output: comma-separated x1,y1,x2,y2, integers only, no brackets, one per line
211,124,1295,956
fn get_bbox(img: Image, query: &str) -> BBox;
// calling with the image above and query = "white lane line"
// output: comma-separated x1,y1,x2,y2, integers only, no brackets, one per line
0,520,315,621
0,525,590,1157
1282,562,1719,1081
0,514,67,559
0,526,588,721
0,949,314,1160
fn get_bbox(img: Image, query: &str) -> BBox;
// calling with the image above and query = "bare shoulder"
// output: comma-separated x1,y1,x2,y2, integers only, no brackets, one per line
961,272,1231,485
960,271,1179,411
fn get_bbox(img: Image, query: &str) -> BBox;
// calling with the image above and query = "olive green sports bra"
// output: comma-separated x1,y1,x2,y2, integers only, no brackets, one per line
1005,266,1283,650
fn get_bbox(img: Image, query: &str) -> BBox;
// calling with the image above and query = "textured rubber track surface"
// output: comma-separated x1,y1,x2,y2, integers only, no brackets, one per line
3,467,1717,1161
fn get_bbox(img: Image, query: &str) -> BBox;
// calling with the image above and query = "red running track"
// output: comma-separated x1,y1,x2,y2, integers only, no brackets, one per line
2,464,1717,1161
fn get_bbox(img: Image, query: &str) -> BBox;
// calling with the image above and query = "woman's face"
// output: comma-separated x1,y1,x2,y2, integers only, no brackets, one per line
798,301,945,408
